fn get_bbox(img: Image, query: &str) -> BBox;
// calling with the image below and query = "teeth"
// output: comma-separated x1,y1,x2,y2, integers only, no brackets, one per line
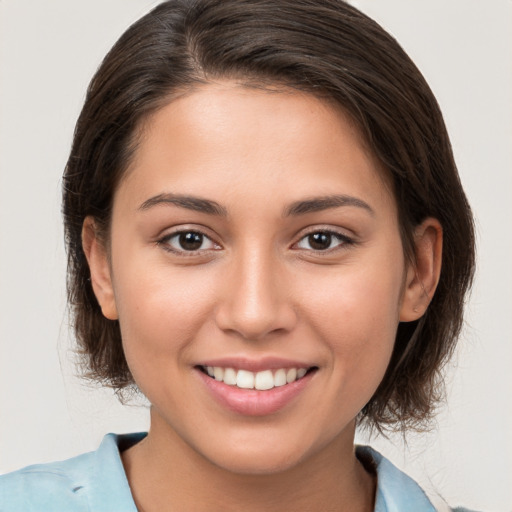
204,366,310,390
274,368,287,387
297,368,307,379
286,368,297,383
223,367,237,385
236,370,255,389
254,370,274,391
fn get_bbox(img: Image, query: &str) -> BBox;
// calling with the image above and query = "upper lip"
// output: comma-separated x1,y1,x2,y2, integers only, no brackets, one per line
196,356,315,372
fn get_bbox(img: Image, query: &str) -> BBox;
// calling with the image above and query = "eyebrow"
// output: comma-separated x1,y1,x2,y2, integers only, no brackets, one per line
284,194,375,217
138,192,374,218
138,193,228,216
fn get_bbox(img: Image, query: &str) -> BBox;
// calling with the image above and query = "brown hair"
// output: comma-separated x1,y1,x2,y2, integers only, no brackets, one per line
62,0,475,431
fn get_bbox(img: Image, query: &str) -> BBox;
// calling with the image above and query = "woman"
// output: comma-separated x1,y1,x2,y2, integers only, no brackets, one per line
0,0,477,510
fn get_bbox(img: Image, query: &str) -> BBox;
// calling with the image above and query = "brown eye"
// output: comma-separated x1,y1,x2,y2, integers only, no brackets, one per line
295,230,352,252
161,231,218,253
307,232,332,250
178,232,204,251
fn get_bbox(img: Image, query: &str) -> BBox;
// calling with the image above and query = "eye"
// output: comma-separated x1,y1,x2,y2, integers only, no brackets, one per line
295,231,352,251
160,230,219,253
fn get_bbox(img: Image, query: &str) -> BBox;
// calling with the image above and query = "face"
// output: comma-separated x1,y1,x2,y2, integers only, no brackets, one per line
88,82,421,474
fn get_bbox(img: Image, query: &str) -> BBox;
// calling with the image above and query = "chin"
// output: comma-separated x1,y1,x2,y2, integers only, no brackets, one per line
197,429,325,476
210,448,305,476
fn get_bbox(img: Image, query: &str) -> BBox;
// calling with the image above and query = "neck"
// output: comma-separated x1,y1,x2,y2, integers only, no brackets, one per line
122,410,375,512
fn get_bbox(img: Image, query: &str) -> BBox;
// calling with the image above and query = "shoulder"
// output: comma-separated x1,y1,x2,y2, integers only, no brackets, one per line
0,451,94,511
357,446,481,512
0,433,145,512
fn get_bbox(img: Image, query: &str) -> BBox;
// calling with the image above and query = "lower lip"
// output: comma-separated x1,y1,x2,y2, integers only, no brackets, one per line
196,368,315,416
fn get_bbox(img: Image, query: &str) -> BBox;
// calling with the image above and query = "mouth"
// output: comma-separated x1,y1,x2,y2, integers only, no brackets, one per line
197,365,318,391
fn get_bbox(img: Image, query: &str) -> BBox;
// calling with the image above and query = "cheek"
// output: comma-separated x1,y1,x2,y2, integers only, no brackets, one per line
112,261,218,372
303,262,403,389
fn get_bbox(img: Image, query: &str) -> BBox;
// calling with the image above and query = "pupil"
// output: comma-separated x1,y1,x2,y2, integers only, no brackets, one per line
179,232,203,251
309,232,331,250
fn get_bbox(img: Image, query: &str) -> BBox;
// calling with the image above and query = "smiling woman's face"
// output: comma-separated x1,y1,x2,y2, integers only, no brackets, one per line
85,82,428,474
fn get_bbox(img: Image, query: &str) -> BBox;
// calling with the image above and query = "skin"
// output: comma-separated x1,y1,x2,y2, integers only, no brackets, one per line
83,81,442,511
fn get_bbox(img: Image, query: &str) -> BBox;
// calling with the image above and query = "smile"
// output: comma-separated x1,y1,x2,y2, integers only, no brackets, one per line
200,366,312,391
196,363,318,416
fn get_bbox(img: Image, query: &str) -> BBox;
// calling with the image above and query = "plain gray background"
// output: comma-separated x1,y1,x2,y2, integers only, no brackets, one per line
1,1,511,510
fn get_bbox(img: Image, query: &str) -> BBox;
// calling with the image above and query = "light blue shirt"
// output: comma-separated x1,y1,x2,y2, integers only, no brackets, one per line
0,433,475,511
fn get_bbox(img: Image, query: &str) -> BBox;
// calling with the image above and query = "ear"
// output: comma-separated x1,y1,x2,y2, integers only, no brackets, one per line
399,218,443,322
82,216,118,320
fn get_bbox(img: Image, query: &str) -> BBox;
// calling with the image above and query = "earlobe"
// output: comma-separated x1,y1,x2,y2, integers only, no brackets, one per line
82,217,118,320
399,218,443,322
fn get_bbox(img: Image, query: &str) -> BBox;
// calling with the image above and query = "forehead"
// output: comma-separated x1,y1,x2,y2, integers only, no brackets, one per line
120,81,394,213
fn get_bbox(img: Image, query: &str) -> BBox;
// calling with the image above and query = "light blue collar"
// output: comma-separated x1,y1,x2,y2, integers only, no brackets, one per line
1,433,445,511
85,435,439,511
357,445,436,511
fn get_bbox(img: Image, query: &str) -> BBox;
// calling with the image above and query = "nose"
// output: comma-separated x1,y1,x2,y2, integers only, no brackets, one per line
214,245,297,341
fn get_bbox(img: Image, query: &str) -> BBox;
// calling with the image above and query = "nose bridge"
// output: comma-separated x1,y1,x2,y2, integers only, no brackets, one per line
215,240,296,340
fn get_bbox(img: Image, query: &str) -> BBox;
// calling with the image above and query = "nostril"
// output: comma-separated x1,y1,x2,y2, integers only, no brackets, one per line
215,304,299,341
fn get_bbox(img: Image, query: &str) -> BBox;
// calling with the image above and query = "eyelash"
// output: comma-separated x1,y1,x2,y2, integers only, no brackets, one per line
293,229,354,252
157,230,220,255
157,228,354,256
